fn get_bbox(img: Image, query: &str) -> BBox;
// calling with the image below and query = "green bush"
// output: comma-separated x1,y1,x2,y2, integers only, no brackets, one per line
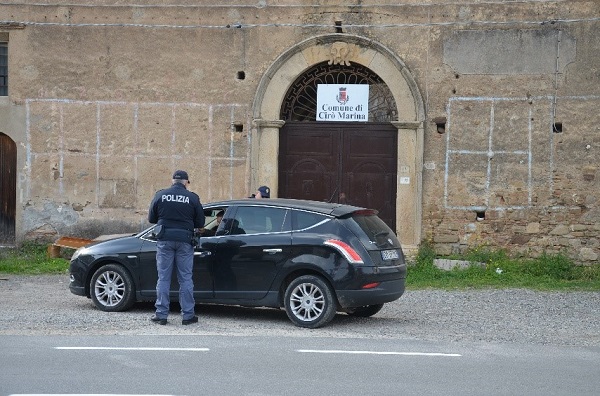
407,243,600,291
520,253,574,280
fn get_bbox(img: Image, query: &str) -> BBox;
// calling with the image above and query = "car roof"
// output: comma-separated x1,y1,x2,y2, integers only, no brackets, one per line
205,198,372,217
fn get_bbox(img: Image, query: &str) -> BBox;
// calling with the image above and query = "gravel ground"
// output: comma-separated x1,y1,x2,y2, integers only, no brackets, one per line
0,274,598,346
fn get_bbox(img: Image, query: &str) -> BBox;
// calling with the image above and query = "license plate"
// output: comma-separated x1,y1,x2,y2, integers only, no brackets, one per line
381,249,399,260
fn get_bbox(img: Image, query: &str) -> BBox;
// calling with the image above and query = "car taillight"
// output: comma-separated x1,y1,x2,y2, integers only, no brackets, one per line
324,239,364,264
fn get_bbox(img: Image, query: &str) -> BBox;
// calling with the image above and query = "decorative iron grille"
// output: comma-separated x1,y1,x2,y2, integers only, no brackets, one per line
280,61,397,122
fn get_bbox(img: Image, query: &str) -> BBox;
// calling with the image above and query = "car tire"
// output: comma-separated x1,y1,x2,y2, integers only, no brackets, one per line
90,264,136,312
284,275,337,329
345,303,384,317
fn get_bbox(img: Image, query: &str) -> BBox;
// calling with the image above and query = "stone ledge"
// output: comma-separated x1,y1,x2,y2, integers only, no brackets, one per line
434,259,486,271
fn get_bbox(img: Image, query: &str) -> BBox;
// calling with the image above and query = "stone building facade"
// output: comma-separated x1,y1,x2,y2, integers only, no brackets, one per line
0,0,598,263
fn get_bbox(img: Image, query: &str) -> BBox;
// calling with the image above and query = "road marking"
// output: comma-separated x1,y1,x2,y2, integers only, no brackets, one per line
297,349,461,357
54,347,209,351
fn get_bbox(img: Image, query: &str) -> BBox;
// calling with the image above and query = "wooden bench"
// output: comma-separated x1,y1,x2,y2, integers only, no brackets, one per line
47,236,93,258
47,233,133,258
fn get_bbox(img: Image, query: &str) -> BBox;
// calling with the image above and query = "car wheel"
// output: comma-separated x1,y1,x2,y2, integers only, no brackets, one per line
284,275,336,329
345,303,384,317
90,264,136,312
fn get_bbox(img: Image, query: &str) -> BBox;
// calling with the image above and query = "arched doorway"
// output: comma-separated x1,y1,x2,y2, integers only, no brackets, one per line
252,34,424,249
278,61,398,229
0,132,16,245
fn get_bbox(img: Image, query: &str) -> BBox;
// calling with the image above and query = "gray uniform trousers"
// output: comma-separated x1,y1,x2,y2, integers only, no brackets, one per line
154,240,195,320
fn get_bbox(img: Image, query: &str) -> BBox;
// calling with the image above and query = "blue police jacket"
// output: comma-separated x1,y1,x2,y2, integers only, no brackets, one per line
148,183,205,242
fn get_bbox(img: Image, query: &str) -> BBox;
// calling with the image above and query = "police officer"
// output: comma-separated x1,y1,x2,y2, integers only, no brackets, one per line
250,185,270,199
148,170,205,325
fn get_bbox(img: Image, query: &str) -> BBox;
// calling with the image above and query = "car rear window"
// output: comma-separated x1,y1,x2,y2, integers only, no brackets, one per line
350,213,400,248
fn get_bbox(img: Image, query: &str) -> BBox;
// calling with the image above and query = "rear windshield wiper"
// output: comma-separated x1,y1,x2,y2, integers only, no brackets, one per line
372,231,391,247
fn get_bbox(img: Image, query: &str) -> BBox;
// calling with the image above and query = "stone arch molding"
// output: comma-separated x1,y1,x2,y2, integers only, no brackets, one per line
252,34,425,249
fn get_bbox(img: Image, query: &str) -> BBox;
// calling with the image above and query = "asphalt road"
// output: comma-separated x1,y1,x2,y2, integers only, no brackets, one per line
0,274,598,395
1,334,599,395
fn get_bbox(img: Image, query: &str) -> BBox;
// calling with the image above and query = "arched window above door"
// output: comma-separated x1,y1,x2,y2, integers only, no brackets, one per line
280,61,397,122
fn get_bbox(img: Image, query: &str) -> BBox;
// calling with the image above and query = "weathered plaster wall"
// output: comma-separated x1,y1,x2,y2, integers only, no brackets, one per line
0,0,598,262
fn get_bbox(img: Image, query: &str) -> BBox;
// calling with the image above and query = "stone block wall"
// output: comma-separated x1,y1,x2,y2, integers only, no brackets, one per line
0,0,597,262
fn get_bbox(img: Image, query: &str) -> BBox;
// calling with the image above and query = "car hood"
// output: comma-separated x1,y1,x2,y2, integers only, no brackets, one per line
79,235,143,254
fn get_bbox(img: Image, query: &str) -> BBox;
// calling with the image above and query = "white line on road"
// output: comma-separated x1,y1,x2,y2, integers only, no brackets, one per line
54,347,459,356
54,347,209,351
297,349,462,357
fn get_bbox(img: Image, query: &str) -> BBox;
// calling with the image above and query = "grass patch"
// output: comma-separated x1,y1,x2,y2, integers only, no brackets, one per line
1,241,599,291
0,242,70,275
407,242,600,291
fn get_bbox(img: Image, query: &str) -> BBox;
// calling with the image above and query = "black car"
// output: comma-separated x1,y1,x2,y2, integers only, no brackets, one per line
69,198,407,328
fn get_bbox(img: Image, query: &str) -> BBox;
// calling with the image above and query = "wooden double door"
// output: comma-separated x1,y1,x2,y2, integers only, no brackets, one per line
278,122,397,230
0,133,16,245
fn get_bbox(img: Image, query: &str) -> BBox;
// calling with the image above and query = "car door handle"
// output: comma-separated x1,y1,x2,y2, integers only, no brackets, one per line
263,248,282,254
194,251,212,257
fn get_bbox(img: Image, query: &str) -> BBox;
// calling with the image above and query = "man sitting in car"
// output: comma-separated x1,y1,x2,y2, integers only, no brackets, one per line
198,210,224,237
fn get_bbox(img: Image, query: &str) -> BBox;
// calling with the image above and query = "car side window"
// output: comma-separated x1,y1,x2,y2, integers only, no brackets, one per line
218,218,245,235
233,206,288,234
264,207,288,232
292,210,328,231
199,207,228,237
